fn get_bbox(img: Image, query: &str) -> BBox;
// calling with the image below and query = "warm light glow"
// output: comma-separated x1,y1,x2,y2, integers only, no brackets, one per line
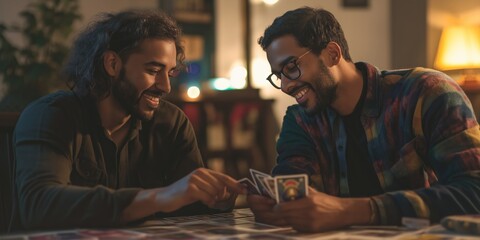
263,0,279,5
212,78,230,91
252,58,272,89
434,25,480,71
187,86,200,99
231,78,246,89
229,65,247,89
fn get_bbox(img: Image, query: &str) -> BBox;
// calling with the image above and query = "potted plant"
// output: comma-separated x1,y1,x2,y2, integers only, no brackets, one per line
0,0,81,111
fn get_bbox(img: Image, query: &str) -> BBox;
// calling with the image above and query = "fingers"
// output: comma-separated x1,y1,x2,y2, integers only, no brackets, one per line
247,195,288,226
209,170,247,194
274,197,311,212
247,194,276,209
188,174,222,205
187,168,246,206
212,192,238,211
191,169,227,197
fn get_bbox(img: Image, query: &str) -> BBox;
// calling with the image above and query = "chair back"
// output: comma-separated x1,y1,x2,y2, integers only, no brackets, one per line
0,112,20,233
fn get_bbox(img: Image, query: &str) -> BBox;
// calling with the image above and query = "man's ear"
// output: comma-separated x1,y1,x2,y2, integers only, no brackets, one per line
325,42,342,65
103,51,122,77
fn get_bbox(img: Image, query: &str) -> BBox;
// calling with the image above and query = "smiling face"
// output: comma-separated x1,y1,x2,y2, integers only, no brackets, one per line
112,38,177,120
266,35,338,114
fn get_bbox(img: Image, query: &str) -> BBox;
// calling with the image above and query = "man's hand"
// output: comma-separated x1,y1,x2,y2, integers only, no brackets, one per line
246,194,288,226
120,168,246,223
158,168,246,212
273,187,371,232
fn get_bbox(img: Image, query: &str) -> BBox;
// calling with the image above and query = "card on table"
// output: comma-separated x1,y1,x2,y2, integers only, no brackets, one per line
274,174,308,203
440,214,480,235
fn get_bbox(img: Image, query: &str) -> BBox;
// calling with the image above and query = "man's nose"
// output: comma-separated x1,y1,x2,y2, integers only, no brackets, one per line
280,75,295,92
155,72,171,94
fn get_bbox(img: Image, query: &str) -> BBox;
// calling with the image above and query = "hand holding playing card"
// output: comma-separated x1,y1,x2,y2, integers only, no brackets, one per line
273,187,372,233
238,169,309,203
246,194,288,227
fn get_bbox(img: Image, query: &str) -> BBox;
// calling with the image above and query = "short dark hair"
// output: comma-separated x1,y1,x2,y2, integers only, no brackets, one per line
258,7,352,62
63,9,185,98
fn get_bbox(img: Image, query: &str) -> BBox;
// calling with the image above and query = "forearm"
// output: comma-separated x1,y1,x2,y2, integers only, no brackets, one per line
17,183,140,229
372,173,480,225
120,188,164,223
120,187,191,223
342,197,374,226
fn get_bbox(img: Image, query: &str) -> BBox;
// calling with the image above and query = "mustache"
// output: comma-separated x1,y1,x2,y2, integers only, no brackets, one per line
287,82,311,96
142,89,167,98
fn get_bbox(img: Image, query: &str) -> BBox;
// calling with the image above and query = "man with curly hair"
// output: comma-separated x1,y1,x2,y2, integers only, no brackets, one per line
13,10,245,230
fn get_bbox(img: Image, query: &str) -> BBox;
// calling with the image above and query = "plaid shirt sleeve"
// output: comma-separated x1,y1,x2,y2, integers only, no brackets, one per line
273,64,480,225
372,69,480,225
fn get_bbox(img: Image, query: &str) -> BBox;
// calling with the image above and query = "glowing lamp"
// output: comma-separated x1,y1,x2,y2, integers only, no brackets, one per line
434,25,480,88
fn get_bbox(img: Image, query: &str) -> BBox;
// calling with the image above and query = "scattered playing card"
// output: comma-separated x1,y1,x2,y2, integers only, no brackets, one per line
274,174,308,203
79,229,145,239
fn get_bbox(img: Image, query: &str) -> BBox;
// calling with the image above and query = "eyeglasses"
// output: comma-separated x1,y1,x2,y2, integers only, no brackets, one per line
266,49,311,89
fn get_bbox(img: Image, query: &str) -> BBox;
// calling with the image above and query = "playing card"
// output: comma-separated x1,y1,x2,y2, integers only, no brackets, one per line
262,176,276,198
257,174,275,199
274,174,308,203
249,169,273,197
79,229,145,239
238,177,260,195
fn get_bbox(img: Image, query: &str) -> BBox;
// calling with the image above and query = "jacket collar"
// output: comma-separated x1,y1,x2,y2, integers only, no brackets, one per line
357,62,383,118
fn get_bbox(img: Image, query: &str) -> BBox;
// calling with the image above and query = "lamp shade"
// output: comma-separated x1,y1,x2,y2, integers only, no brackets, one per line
434,25,480,71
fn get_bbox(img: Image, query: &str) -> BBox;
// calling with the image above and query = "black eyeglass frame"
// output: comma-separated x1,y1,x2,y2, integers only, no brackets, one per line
266,49,312,89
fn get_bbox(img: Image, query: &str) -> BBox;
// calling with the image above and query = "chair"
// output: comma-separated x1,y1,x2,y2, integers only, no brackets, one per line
168,95,279,180
0,112,20,233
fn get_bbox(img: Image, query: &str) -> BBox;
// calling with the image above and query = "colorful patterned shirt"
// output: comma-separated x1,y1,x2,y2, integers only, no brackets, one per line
273,62,480,225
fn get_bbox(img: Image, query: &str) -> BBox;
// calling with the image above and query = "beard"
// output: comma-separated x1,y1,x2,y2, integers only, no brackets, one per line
306,60,337,115
111,69,154,121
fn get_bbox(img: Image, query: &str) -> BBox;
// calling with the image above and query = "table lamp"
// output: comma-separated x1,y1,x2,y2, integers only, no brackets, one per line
434,25,480,89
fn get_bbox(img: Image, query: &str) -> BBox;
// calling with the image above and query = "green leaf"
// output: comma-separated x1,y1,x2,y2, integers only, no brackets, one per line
0,0,81,110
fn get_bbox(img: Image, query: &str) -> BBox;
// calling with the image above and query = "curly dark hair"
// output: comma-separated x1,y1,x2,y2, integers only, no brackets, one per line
63,9,185,98
258,7,352,62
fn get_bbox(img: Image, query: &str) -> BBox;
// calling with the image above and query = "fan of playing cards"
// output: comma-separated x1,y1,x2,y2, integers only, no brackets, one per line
238,169,309,203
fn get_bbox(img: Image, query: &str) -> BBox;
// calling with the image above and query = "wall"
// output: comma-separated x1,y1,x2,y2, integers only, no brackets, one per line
391,0,427,69
0,0,391,127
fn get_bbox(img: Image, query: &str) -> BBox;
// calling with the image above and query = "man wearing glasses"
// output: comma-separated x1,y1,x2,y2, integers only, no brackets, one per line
247,7,480,233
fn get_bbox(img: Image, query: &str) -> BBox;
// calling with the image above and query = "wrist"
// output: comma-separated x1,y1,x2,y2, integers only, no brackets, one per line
368,197,379,225
154,187,184,213
345,197,375,226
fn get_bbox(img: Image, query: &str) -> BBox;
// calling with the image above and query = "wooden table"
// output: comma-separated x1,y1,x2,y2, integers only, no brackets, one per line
1,208,476,239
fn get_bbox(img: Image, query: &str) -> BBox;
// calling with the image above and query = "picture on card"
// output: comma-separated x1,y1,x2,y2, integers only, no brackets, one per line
274,174,308,203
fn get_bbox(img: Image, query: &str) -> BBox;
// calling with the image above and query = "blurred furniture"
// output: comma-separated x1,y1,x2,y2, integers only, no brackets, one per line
0,112,19,233
168,92,279,179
